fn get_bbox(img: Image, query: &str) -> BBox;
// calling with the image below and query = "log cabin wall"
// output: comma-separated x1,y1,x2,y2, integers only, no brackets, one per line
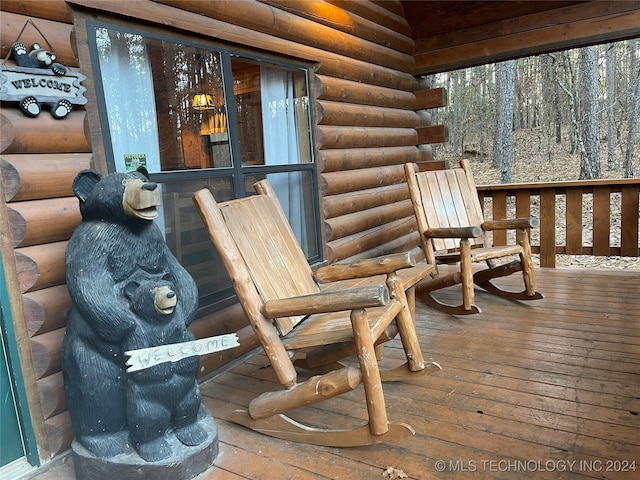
0,0,445,462
0,1,91,461
65,0,443,265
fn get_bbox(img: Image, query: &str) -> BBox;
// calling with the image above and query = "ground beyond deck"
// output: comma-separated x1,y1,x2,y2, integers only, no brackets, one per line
31,267,640,479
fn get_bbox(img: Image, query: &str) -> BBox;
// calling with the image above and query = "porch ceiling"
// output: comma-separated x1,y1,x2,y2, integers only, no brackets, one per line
401,1,640,75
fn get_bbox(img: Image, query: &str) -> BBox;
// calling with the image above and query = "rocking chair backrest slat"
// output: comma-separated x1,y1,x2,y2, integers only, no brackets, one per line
411,162,486,252
219,195,319,335
457,162,485,226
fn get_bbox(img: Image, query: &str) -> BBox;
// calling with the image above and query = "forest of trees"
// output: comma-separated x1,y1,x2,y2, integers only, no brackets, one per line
426,40,640,184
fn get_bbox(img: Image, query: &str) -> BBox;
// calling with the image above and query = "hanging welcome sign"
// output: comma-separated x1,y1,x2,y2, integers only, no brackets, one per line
0,41,87,119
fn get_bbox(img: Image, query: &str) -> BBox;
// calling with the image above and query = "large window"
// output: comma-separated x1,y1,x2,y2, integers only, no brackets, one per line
88,24,320,312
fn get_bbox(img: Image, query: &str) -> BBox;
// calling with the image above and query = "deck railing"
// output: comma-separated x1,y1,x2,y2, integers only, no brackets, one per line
476,178,640,267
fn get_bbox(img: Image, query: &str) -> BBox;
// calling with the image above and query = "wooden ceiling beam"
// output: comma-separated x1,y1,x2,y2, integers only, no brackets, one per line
413,2,640,74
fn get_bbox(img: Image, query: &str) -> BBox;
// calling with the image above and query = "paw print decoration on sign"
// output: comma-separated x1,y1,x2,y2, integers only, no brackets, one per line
0,41,87,119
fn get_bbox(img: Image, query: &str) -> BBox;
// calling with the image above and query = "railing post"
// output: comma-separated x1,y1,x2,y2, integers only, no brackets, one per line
492,191,507,245
621,185,640,257
565,188,583,254
539,190,556,268
592,187,611,257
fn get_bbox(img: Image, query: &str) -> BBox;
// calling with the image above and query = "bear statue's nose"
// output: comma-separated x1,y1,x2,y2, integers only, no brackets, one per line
166,291,176,299
142,182,158,191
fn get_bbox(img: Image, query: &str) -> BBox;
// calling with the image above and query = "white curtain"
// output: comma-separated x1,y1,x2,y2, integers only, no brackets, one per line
97,30,164,233
98,31,161,174
260,66,306,245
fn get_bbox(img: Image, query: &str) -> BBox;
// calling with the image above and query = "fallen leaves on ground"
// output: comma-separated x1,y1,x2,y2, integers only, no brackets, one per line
383,466,408,479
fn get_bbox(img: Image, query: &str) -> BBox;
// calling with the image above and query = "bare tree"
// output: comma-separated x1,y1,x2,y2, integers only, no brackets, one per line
624,39,639,178
578,46,601,179
493,60,516,183
554,51,579,154
432,40,636,181
542,54,563,144
606,44,616,169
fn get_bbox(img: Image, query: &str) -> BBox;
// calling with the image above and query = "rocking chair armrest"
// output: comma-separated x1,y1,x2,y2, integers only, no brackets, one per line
314,252,416,283
262,285,389,319
425,226,483,239
482,217,539,231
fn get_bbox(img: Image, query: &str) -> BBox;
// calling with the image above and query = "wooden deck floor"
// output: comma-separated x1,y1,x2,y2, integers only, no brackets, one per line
30,267,639,479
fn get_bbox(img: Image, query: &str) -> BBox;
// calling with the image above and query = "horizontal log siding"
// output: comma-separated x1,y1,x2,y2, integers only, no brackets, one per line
262,0,414,54
316,100,419,128
154,0,414,73
327,0,412,37
0,110,91,154
0,4,82,461
265,0,422,263
7,198,81,248
1,154,92,202
0,11,77,65
0,0,73,24
319,147,419,174
314,75,415,109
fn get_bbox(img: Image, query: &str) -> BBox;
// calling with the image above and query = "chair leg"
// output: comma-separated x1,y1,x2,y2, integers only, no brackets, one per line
459,239,475,311
351,308,388,436
473,231,543,301
415,272,481,315
406,286,416,320
517,229,537,296
387,275,425,371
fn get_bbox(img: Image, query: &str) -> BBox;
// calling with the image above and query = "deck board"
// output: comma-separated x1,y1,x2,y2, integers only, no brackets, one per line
29,267,640,479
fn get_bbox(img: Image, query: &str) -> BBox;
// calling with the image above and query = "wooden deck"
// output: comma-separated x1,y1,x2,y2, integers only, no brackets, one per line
30,267,639,479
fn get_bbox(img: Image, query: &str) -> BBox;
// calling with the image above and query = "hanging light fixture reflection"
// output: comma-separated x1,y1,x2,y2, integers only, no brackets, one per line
192,93,214,110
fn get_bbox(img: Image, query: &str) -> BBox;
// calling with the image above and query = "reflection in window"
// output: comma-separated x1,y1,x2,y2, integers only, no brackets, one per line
96,29,228,173
91,25,319,311
231,58,311,167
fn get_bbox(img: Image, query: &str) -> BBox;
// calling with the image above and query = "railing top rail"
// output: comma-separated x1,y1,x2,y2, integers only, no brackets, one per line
476,177,640,192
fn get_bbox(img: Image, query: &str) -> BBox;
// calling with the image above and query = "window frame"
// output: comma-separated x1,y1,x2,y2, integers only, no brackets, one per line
85,20,322,313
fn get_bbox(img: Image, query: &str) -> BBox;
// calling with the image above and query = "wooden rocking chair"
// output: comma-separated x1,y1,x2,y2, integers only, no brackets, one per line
193,179,439,447
404,160,543,315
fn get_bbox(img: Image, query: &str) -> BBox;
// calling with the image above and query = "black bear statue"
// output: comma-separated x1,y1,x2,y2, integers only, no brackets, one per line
62,167,213,469
122,277,206,461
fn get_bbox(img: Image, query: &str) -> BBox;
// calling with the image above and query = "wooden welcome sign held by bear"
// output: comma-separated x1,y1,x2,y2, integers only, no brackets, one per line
62,168,236,479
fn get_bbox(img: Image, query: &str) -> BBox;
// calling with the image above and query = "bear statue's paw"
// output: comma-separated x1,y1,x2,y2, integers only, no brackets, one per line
51,99,72,119
12,42,27,57
79,431,129,458
19,96,40,117
175,422,208,447
134,436,172,462
51,62,67,76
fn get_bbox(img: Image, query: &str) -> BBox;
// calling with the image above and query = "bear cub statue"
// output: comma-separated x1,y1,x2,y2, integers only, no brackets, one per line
10,41,72,118
123,277,206,461
62,167,203,462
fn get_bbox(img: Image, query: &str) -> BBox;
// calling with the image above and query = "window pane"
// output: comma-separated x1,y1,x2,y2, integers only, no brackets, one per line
91,25,320,313
244,171,319,260
95,28,231,172
231,58,312,167
160,178,234,304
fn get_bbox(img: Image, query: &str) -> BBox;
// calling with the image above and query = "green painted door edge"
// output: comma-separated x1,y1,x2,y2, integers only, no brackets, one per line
0,254,39,467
